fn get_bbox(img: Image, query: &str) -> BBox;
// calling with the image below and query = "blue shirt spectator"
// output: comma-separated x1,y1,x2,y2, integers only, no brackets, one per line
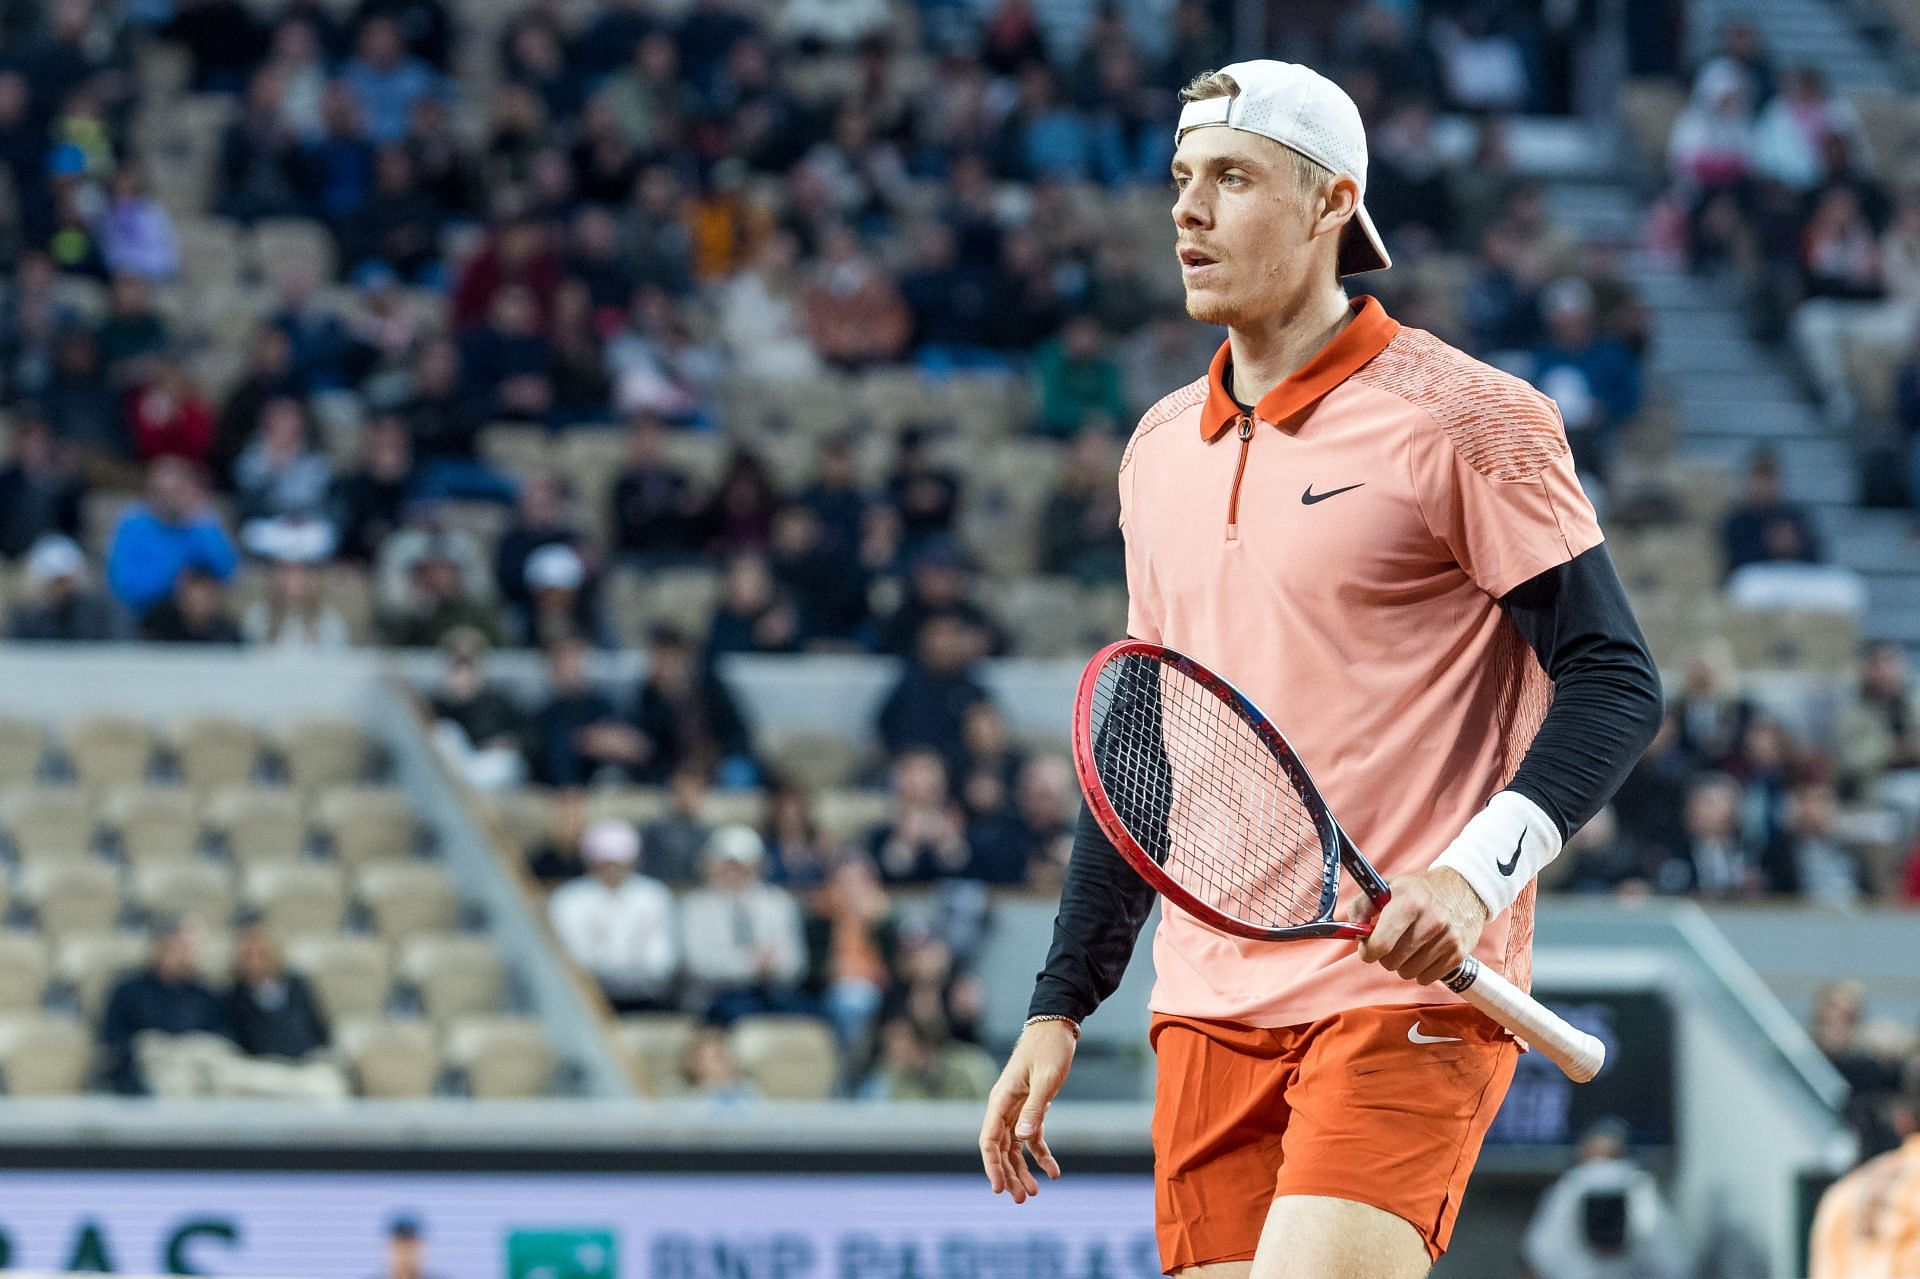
105,459,239,616
340,17,442,144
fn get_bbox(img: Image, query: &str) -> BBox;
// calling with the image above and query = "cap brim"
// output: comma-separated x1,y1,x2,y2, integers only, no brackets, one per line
1338,202,1391,277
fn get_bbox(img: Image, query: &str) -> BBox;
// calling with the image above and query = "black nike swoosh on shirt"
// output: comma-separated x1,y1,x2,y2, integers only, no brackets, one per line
1301,483,1365,505
1497,832,1524,876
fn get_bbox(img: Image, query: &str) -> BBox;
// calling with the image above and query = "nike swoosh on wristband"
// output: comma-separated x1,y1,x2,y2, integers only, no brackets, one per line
1408,1025,1463,1045
1301,482,1365,505
1496,831,1524,876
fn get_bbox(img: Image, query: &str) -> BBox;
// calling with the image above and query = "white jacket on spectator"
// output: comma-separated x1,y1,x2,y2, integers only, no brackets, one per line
1523,1157,1688,1279
680,883,806,990
548,872,679,1004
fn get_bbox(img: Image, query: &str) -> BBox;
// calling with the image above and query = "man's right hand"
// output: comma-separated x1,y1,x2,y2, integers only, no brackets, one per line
978,1019,1077,1203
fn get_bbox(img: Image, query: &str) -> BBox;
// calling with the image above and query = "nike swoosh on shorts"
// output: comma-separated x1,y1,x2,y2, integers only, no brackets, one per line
1408,1024,1463,1045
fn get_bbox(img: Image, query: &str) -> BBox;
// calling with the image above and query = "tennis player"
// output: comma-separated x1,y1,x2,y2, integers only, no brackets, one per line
979,60,1664,1277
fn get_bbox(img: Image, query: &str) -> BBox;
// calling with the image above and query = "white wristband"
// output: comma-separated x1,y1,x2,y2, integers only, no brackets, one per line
1431,790,1562,917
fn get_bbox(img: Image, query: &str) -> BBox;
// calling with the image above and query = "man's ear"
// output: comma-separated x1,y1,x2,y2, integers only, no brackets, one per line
1319,174,1361,239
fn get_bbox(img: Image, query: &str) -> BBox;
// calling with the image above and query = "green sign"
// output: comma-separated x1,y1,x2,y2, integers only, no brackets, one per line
505,1228,616,1279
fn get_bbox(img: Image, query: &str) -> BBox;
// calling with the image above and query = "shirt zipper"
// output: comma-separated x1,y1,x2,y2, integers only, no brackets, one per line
1226,413,1253,542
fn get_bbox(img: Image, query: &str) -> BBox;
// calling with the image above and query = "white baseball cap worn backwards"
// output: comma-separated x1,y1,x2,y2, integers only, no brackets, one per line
1174,59,1392,277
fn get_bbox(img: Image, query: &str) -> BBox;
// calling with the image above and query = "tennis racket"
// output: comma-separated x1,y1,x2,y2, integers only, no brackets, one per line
1071,638,1606,1083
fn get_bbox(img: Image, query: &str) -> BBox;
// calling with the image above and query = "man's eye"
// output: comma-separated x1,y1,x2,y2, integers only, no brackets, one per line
1221,173,1245,188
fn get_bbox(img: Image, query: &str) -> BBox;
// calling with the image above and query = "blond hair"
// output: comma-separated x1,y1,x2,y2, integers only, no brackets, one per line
1179,69,1333,198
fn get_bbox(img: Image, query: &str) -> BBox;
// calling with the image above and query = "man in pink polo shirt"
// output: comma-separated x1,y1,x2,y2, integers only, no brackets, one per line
978,61,1663,1278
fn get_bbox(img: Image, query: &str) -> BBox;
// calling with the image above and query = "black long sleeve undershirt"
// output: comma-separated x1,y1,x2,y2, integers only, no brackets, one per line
1027,542,1663,1025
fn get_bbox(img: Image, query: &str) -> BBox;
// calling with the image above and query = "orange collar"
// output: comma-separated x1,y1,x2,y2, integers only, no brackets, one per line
1200,295,1400,441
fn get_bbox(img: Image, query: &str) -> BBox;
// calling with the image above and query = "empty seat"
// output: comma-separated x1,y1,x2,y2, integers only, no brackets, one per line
277,719,371,792
584,787,667,826
63,716,156,790
730,1015,839,1101
205,788,306,867
171,717,263,791
102,787,202,866
813,790,891,844
0,718,43,786
358,862,460,940
615,1012,698,1097
400,936,505,1024
1,786,93,863
21,861,121,937
0,1015,92,1096
765,732,860,791
444,1016,555,1099
646,569,722,636
130,860,234,928
699,789,766,830
56,932,148,1020
248,218,336,281
313,787,417,867
338,1018,439,1098
0,934,51,1014
242,862,348,937
287,935,393,1022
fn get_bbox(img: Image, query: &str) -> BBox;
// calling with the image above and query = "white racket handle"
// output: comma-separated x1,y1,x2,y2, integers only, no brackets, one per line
1444,957,1605,1083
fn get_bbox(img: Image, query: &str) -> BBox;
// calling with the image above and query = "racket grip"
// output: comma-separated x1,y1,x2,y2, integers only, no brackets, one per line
1445,957,1606,1083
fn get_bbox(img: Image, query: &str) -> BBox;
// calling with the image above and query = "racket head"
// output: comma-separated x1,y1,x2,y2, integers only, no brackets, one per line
1072,639,1384,942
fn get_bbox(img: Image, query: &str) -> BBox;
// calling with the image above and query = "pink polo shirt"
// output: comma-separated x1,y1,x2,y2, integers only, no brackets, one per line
1120,296,1603,1028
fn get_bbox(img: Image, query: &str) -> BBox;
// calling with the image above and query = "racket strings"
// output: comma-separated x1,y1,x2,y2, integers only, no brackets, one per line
1089,653,1335,929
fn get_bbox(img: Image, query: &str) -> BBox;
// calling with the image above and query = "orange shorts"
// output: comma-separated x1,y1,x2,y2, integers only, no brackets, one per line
1150,1002,1518,1273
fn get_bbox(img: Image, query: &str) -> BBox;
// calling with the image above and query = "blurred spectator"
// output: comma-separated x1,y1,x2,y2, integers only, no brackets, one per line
800,432,870,558
1038,428,1124,582
680,1025,760,1103
898,221,997,370
633,625,755,785
330,414,418,563
642,765,716,886
162,0,268,94
217,67,311,221
1431,9,1529,113
341,16,440,145
523,635,644,787
1552,806,1642,894
142,563,243,644
341,145,444,281
698,448,781,559
1659,772,1765,897
42,331,123,465
451,214,560,332
870,749,972,884
877,541,1003,658
427,629,526,791
681,824,808,1023
878,613,995,768
494,473,585,618
707,552,803,657
0,251,81,407
526,789,588,884
6,534,117,641
1033,314,1127,438
803,225,910,370
215,328,301,482
271,267,356,394
460,284,553,424
1668,59,1755,205
716,230,826,382
225,917,330,1060
611,415,700,563
1768,777,1867,903
862,1013,996,1101
548,819,679,1013
1836,642,1920,806
381,534,502,647
1465,221,1545,356
967,755,1076,886
235,396,334,525
96,168,180,282
763,783,835,892
378,1216,447,1279
1614,713,1692,885
1808,980,1902,1099
1529,278,1640,482
402,339,501,501
769,503,869,645
521,543,599,649
1731,718,1797,851
105,458,239,617
1754,67,1859,193
1810,1064,1920,1279
1367,96,1456,252
1671,643,1756,770
0,411,86,559
100,916,227,1095
806,856,895,1058
1720,451,1821,578
97,275,169,384
125,359,217,465
241,548,349,649
1521,1119,1689,1279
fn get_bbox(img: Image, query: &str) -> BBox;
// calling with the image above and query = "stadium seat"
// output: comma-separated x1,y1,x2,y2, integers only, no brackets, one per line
129,860,234,929
173,217,243,289
170,717,264,791
337,1019,440,1098
1723,609,1860,672
313,787,417,867
358,862,460,940
765,732,860,790
21,861,122,938
286,935,393,1022
102,786,203,867
478,424,554,476
0,933,50,1014
242,862,348,938
1001,576,1087,658
248,217,336,282
584,786,667,826
400,935,506,1024
62,715,156,790
1617,78,1687,163
644,569,723,637
0,718,43,786
277,719,372,792
699,788,767,830
55,933,148,1020
444,1016,554,1099
205,787,306,867
813,790,891,844
615,1013,698,1098
0,1015,92,1096
485,788,555,862
730,1015,839,1101
0,786,94,863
